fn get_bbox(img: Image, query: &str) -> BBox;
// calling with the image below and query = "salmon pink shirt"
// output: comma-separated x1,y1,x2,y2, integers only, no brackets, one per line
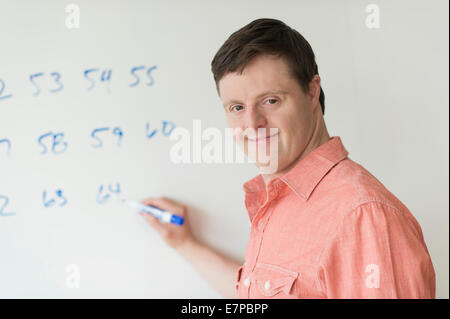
236,136,435,298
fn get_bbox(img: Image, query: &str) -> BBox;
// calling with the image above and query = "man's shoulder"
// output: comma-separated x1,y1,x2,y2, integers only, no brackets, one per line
318,157,427,249
315,157,411,217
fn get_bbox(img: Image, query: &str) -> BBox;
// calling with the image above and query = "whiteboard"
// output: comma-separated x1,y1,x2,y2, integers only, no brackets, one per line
1,0,448,298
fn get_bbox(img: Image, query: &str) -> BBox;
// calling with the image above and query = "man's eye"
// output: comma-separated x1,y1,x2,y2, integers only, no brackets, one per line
265,98,278,105
231,105,243,112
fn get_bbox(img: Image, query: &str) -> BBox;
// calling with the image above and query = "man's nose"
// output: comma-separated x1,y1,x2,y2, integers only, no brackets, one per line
244,107,267,132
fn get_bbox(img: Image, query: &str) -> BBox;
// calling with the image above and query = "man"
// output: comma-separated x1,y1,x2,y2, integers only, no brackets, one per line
140,18,435,298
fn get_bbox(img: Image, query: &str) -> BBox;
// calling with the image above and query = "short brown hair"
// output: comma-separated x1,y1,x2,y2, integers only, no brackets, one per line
211,18,325,115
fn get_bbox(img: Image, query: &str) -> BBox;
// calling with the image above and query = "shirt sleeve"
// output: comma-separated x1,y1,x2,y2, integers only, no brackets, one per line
318,200,435,299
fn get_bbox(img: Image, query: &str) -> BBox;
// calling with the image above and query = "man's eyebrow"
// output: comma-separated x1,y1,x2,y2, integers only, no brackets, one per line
222,90,288,108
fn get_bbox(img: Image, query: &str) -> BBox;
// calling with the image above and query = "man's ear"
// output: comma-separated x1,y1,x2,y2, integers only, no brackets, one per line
308,75,321,110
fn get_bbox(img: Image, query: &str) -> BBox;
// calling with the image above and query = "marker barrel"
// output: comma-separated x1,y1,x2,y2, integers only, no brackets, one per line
123,200,185,226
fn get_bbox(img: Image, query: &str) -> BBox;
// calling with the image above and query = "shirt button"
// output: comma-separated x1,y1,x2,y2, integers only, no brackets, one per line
243,277,250,287
264,280,271,291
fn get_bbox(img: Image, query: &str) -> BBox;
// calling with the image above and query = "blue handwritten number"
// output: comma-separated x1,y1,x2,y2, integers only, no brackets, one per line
146,65,157,86
112,127,123,146
56,189,68,206
108,183,120,196
101,69,112,94
43,190,55,207
84,68,99,91
52,133,67,154
49,72,64,93
43,189,67,208
38,132,53,154
161,120,175,136
146,121,175,139
30,72,44,96
91,127,123,148
0,195,15,217
97,185,109,204
145,122,158,139
84,68,112,92
129,66,145,87
0,79,13,100
97,183,121,204
91,127,109,148
0,138,11,156
38,132,68,155
101,70,112,83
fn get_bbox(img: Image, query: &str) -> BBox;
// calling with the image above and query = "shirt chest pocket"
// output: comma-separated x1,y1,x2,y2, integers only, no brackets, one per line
251,262,299,298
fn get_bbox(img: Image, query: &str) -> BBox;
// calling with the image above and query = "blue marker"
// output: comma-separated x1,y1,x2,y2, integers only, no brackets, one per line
122,199,184,226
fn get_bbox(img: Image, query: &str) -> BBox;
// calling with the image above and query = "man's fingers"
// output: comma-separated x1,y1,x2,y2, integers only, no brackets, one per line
140,212,166,234
140,197,160,207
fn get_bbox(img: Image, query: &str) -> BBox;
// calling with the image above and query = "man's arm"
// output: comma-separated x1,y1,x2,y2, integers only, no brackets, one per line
139,197,242,298
176,237,241,298
318,200,435,298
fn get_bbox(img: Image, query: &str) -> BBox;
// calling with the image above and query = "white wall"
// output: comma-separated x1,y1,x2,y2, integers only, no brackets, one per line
0,0,447,298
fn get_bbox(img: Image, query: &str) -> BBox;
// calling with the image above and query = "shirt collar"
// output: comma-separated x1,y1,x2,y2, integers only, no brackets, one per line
243,136,349,201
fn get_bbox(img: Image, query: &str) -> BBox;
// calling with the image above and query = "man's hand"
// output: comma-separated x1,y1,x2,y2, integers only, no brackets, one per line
139,196,242,298
139,196,194,250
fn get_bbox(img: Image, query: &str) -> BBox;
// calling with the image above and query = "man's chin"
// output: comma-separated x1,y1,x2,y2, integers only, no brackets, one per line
254,159,280,175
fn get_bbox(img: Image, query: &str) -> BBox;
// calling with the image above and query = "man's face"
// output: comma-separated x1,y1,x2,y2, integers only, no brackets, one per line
218,54,315,175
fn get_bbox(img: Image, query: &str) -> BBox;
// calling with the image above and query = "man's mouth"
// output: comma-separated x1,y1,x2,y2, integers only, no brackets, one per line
247,132,279,142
